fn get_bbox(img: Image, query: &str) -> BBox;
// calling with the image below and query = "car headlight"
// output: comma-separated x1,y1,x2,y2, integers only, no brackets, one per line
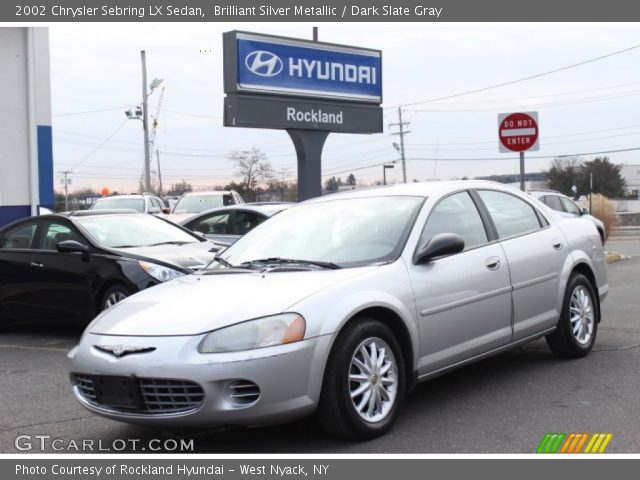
139,260,185,282
198,313,306,353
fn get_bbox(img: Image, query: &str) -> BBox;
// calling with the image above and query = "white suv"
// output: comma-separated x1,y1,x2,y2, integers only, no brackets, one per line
90,194,168,215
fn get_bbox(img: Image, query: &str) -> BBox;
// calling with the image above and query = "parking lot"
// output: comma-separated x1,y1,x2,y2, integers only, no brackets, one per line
0,242,638,454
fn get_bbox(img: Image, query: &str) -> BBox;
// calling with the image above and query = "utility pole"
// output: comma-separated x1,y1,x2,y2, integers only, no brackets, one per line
59,171,71,211
156,150,163,196
389,106,410,183
141,50,151,193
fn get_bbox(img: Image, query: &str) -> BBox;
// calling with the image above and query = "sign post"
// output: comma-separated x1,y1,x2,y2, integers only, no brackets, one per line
498,111,539,191
223,31,383,201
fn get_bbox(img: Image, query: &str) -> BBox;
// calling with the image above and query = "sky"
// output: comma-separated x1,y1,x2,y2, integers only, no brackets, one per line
48,23,640,193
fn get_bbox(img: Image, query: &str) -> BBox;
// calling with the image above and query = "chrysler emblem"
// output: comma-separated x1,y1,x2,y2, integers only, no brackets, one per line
94,344,156,357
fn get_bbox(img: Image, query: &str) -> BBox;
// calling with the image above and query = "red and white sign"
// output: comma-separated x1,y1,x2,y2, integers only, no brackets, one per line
498,111,539,153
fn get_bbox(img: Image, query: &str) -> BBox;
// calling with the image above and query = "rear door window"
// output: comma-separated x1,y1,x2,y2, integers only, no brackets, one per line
560,197,582,216
478,190,543,239
542,195,563,212
232,211,266,236
188,213,231,235
0,222,39,249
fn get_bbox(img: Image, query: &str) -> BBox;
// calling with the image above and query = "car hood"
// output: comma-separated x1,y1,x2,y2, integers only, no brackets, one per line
88,266,376,336
110,241,219,271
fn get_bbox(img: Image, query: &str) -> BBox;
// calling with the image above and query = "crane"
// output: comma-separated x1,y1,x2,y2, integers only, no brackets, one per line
149,86,165,195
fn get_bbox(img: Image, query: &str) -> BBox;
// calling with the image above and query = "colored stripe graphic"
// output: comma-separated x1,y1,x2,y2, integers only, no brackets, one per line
537,433,566,453
537,433,612,453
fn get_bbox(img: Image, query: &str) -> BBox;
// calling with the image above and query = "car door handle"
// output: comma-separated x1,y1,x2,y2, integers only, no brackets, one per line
485,257,501,271
30,261,44,268
552,240,564,250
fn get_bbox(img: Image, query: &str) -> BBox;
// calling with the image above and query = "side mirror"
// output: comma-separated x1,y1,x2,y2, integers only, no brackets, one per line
57,240,90,259
162,208,170,214
414,233,465,264
581,207,589,215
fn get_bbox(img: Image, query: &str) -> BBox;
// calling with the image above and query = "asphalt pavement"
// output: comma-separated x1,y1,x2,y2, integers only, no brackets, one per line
1,253,638,454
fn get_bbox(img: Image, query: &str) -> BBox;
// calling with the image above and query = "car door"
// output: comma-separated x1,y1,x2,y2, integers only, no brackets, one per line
29,219,95,322
0,219,42,319
409,191,513,374
476,189,569,341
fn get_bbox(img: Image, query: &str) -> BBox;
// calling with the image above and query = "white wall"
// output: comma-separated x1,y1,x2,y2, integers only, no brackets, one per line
0,28,30,207
0,27,53,226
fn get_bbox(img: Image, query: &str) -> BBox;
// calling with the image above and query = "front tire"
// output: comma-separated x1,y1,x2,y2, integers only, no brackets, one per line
546,273,598,358
100,284,132,311
317,318,405,440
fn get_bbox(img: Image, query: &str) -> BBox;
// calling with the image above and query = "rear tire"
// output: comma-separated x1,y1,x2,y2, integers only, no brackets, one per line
546,273,598,358
100,284,132,312
317,317,405,440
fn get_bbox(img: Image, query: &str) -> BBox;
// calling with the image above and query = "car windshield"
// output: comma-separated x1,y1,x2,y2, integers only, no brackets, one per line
173,194,232,213
91,197,145,212
75,215,200,248
212,196,423,269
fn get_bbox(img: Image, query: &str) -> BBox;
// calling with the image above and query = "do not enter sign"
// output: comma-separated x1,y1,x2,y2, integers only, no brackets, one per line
498,111,539,153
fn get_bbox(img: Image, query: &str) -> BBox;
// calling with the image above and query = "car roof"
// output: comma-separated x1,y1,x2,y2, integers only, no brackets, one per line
179,203,292,223
529,189,570,198
182,190,232,197
65,209,141,217
305,180,529,203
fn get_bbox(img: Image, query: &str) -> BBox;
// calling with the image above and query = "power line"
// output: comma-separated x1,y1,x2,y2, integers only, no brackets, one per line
53,105,132,117
407,89,640,113
405,146,640,162
68,120,129,171
321,146,640,179
397,43,640,108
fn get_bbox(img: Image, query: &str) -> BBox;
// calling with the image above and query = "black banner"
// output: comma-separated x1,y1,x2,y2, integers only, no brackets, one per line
4,0,640,22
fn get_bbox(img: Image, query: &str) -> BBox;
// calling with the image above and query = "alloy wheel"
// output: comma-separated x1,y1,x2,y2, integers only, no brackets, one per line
348,337,398,423
569,285,594,345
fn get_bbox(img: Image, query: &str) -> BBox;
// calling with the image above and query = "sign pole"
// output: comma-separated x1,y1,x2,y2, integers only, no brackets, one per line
519,151,525,191
287,130,329,201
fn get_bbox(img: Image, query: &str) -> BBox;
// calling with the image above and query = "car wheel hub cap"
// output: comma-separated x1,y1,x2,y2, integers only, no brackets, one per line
105,292,126,309
570,285,594,345
349,337,398,423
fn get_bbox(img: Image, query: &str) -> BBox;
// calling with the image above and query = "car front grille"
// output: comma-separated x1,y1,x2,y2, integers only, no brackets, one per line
72,374,204,415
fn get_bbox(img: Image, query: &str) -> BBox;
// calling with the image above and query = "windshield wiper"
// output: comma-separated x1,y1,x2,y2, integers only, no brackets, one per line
239,257,342,270
200,255,254,271
145,241,194,247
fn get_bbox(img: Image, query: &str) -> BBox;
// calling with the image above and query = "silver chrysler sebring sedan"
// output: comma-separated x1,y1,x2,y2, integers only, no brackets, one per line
68,181,608,439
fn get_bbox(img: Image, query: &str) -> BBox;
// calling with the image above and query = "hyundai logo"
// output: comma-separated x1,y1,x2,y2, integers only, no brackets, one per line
245,50,283,77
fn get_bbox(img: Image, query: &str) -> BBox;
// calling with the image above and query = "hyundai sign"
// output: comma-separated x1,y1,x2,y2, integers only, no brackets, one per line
224,31,382,104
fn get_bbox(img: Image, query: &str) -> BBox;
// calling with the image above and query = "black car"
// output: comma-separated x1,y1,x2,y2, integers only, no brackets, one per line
0,211,220,324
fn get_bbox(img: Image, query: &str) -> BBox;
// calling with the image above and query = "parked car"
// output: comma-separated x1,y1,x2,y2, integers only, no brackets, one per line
180,203,293,245
167,190,244,223
0,211,219,324
530,189,606,243
90,194,169,215
68,181,607,439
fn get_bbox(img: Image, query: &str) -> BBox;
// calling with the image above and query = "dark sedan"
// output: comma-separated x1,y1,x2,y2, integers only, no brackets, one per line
180,203,293,245
0,211,220,324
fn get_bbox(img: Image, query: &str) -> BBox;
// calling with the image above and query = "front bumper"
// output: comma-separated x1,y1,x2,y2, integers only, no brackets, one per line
67,332,332,427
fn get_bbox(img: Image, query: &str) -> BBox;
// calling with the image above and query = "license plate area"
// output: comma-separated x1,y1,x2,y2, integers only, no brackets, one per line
92,375,143,410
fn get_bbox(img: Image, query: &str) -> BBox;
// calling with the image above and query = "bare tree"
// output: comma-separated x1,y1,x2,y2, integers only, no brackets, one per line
229,147,273,201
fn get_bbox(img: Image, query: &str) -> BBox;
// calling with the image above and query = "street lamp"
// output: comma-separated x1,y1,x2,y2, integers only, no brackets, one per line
383,163,395,185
